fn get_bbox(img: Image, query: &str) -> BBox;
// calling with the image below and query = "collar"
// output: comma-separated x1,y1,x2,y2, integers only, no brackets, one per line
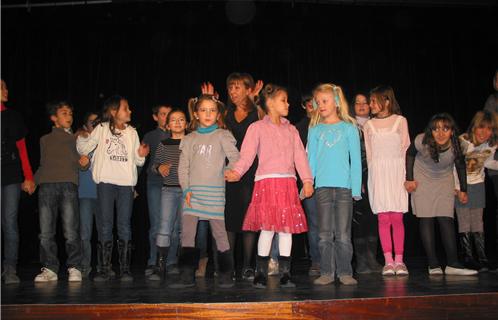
263,115,289,125
197,124,218,134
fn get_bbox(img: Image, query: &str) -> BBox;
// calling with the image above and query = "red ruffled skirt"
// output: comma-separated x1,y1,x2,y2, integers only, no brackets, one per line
242,178,308,234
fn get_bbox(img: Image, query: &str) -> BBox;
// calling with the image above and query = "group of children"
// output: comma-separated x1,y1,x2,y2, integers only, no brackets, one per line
1,70,498,289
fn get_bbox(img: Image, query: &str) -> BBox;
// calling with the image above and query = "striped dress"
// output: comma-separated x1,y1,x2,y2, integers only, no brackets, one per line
178,129,240,220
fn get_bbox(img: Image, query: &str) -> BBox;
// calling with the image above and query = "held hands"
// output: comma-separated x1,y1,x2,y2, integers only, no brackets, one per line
185,192,192,208
302,181,314,198
404,180,418,193
457,191,468,204
224,169,240,182
79,155,90,167
138,143,150,158
22,179,36,195
158,163,171,177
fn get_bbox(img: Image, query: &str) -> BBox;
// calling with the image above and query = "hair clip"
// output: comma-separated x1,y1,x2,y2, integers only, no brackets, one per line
192,97,199,104
332,86,341,108
312,99,318,110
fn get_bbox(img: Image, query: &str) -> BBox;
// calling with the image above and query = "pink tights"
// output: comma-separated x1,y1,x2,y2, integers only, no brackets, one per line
378,212,405,264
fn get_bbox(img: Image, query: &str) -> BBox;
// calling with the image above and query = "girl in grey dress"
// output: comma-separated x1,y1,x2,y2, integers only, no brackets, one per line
405,113,477,276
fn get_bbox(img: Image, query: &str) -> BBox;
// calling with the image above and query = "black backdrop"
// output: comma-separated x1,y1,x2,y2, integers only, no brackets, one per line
2,1,497,266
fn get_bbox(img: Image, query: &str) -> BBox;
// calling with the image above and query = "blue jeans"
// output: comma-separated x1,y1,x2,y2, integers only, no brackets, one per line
79,197,99,272
156,186,182,266
146,180,162,266
1,183,21,267
97,183,134,242
316,187,353,277
303,194,320,264
38,183,81,272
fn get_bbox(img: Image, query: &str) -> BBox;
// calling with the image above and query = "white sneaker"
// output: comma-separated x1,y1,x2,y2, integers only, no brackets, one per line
34,267,58,282
68,267,82,282
428,266,444,275
445,266,478,276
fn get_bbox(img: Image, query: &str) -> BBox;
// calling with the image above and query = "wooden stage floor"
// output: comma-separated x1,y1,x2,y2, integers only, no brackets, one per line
2,258,498,319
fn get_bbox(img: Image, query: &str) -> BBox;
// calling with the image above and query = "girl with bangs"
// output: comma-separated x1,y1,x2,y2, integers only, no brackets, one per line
455,110,498,272
405,113,477,276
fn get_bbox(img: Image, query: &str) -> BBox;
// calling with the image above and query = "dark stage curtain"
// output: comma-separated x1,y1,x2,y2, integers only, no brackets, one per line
2,2,497,265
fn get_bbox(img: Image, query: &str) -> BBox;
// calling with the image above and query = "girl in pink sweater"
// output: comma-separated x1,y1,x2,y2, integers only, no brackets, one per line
225,84,314,289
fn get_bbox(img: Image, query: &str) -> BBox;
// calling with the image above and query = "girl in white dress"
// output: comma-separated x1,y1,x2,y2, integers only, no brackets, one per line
363,86,410,276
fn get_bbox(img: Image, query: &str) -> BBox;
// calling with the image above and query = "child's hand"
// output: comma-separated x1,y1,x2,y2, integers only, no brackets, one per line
224,169,240,182
185,192,193,208
302,182,314,198
457,191,468,204
201,82,215,95
75,129,89,138
138,143,150,157
252,80,264,98
22,179,36,195
158,163,171,177
404,180,418,193
79,155,90,167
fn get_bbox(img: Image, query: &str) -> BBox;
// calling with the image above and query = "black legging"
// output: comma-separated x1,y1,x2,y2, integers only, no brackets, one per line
227,231,257,269
419,217,462,268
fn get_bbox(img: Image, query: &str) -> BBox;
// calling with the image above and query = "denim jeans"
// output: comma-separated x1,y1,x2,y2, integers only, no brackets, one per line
97,183,134,242
79,197,99,272
38,183,81,272
155,186,182,266
1,183,21,267
316,187,353,277
303,193,320,264
146,180,162,266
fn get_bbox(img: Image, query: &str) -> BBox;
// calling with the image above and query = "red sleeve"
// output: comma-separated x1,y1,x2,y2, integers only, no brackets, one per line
15,138,34,181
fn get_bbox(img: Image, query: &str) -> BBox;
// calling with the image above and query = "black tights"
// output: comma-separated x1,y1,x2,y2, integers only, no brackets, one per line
419,217,461,268
227,231,257,269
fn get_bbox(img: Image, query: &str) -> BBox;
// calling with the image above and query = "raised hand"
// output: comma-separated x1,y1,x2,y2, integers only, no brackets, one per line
252,80,264,98
138,143,150,157
158,163,171,177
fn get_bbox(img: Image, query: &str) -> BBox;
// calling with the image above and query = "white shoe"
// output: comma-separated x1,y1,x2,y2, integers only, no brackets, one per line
428,267,444,275
34,267,58,282
68,267,82,282
445,266,478,276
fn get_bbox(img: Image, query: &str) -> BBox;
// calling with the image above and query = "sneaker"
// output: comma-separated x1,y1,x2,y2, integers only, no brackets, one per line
394,263,409,276
242,267,255,281
382,264,395,276
308,263,320,276
339,275,358,285
167,264,180,275
2,266,20,284
428,266,443,275
268,258,279,276
313,275,334,285
34,267,58,282
144,265,155,277
68,267,82,282
445,266,478,276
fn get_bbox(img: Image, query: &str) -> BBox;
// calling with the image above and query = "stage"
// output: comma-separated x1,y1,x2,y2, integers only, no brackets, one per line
2,258,498,319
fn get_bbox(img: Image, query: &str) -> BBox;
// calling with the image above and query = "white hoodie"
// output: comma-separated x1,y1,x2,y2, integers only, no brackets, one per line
77,122,145,186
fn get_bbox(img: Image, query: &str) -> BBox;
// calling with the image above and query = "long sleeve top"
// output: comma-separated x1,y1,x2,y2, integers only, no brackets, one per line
232,115,313,184
307,121,362,197
143,127,170,183
76,122,145,186
153,138,181,187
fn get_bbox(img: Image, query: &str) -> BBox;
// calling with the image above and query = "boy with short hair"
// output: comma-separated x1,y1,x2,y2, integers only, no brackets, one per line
34,101,89,282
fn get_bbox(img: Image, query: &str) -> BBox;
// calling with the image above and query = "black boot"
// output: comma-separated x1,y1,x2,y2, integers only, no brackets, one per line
93,241,113,282
148,246,169,281
366,237,383,272
117,240,133,282
472,232,489,272
253,255,269,289
353,238,371,274
459,233,480,270
217,250,235,288
279,256,295,288
168,247,199,289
